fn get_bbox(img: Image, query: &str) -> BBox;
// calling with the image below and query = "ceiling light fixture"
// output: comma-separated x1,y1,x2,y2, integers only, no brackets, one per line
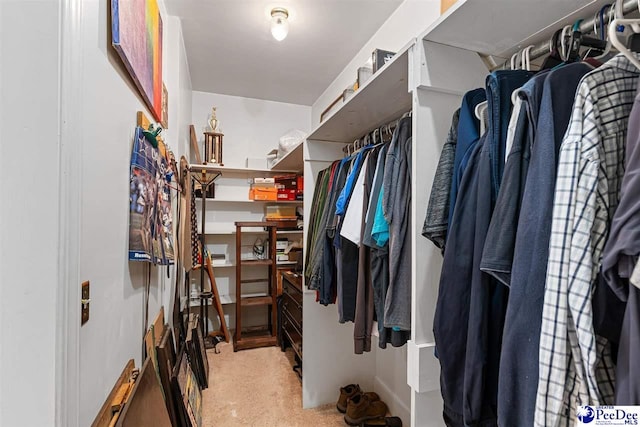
270,7,289,41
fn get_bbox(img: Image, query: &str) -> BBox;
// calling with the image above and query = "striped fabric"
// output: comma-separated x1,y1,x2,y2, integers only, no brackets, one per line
535,54,640,427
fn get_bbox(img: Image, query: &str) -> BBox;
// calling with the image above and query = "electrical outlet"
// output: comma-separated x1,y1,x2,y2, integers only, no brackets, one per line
81,281,90,325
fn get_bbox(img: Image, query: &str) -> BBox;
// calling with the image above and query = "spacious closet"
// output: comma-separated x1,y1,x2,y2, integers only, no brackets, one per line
301,0,640,426
7,0,640,426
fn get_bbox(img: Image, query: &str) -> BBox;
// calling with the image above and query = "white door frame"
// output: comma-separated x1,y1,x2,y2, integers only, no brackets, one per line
56,0,83,425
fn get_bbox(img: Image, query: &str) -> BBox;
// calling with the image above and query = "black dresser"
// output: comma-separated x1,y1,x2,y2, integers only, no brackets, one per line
280,270,302,377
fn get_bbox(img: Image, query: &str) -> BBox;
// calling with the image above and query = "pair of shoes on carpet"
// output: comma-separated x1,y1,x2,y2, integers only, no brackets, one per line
337,384,401,426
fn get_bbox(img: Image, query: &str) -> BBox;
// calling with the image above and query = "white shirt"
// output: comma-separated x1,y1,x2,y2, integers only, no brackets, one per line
340,153,369,246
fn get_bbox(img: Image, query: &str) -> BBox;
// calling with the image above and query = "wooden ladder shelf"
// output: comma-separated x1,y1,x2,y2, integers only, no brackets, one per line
233,221,278,351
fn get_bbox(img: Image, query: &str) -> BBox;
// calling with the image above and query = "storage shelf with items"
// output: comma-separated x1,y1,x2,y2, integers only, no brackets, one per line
193,162,305,341
233,221,279,351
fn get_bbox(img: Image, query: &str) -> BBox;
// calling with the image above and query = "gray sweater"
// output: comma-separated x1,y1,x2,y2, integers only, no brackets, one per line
382,117,412,331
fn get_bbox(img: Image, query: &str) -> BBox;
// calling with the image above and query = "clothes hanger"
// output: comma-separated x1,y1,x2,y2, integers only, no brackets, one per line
509,45,533,106
541,28,565,69
474,100,488,136
476,101,488,135
609,0,640,70
510,51,521,70
372,128,380,146
524,45,534,70
591,4,614,60
559,25,575,62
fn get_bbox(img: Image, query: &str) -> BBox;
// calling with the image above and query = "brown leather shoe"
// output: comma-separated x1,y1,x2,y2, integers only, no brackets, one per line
344,393,388,426
337,384,361,413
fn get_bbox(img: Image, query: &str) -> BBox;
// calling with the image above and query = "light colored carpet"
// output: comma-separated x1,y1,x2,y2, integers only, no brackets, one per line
202,343,345,426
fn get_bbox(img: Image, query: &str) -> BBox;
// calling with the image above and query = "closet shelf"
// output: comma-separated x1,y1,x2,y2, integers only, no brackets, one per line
420,0,609,59
270,141,303,172
199,226,268,235
189,163,298,175
195,198,302,204
211,261,235,268
240,296,273,307
307,42,413,144
189,292,271,306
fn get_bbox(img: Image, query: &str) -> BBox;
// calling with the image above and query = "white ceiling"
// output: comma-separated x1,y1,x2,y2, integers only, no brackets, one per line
165,0,403,105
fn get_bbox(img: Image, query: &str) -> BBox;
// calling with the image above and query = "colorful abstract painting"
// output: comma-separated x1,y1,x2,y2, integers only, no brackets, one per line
112,0,163,121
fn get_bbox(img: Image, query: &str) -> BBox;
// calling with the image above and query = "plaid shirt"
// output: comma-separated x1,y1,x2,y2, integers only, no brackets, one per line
535,55,639,427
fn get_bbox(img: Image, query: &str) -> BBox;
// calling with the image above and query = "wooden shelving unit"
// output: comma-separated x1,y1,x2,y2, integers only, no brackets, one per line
233,221,278,351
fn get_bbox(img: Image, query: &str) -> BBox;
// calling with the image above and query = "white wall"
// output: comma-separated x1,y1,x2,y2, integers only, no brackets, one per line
374,340,412,423
191,91,312,168
0,1,60,426
75,1,192,425
311,0,440,127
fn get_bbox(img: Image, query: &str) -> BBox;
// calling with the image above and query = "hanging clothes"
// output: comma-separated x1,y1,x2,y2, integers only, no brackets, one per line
448,89,486,230
600,79,640,405
336,149,372,323
381,117,413,331
480,69,550,286
304,163,334,292
535,54,639,427
354,147,382,354
497,62,593,427
323,159,350,307
362,143,408,348
435,69,532,427
434,133,486,427
423,109,460,252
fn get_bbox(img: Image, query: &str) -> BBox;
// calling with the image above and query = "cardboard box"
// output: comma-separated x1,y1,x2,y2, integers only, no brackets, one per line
297,176,304,199
277,189,297,201
275,174,298,190
250,186,278,201
276,239,289,251
252,177,275,184
372,49,396,73
277,253,290,262
441,0,457,13
266,205,297,219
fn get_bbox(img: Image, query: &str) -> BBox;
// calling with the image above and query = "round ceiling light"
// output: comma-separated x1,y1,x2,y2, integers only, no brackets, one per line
270,7,289,41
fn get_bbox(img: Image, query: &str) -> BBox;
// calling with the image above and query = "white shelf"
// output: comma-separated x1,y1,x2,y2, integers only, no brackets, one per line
276,230,303,234
270,141,303,172
211,261,235,268
188,163,298,174
276,261,298,266
189,292,272,307
420,0,606,59
189,294,235,306
307,42,413,143
203,229,267,235
196,198,302,204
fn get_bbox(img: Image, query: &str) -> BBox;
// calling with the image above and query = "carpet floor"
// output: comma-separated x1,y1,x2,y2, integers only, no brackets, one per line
201,342,345,426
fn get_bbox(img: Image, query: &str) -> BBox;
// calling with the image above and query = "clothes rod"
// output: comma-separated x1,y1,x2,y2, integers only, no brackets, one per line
495,0,639,68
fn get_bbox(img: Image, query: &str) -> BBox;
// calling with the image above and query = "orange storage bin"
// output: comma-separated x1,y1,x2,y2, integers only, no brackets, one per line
250,186,278,201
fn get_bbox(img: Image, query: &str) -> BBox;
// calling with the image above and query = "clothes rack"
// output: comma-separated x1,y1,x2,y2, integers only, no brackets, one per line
492,0,640,69
342,111,410,157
